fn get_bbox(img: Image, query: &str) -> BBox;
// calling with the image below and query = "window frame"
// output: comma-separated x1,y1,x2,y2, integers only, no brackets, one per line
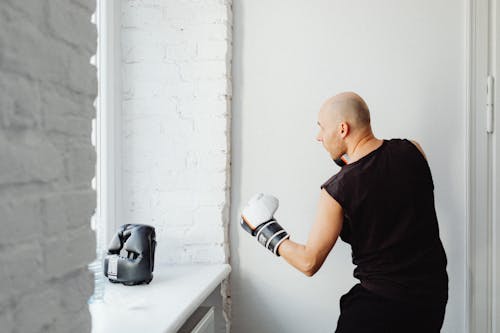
95,0,122,249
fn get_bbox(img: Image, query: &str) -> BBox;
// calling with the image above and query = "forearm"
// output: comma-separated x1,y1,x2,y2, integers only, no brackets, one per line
278,238,315,276
240,190,342,277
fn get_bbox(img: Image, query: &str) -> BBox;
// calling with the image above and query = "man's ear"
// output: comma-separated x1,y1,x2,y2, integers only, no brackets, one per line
339,122,349,138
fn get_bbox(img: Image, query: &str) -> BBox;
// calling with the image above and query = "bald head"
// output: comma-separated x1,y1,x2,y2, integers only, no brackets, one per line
320,92,371,132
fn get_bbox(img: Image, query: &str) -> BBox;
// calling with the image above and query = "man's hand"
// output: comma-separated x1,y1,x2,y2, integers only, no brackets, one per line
240,193,290,256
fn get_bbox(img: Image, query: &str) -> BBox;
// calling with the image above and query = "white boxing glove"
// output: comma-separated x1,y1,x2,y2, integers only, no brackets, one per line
241,193,279,229
240,193,290,256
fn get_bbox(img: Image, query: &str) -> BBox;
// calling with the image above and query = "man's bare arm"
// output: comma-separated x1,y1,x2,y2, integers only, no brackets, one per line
410,139,427,160
278,188,344,276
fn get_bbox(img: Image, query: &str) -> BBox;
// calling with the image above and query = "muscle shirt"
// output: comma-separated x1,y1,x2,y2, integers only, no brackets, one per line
320,138,448,303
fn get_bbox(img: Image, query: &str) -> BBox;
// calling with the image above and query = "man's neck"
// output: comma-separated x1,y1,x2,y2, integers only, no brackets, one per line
347,134,383,163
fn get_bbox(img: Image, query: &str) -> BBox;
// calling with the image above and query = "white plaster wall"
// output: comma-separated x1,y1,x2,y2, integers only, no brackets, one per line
231,1,465,332
120,0,232,266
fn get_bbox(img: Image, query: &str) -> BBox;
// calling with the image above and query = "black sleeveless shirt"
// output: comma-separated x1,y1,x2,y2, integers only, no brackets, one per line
320,138,448,303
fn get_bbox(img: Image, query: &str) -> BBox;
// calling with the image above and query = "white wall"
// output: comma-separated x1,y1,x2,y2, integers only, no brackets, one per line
231,0,465,332
120,0,232,265
0,0,97,331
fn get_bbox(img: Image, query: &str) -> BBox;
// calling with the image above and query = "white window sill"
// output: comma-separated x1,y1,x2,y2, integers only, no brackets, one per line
89,263,231,333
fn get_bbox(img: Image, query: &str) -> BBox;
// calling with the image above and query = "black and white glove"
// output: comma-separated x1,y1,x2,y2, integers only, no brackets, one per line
240,193,290,256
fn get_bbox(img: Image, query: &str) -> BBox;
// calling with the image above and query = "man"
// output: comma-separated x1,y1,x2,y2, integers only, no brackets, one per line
240,92,449,332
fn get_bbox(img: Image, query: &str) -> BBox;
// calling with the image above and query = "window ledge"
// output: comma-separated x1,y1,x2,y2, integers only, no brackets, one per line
89,263,231,333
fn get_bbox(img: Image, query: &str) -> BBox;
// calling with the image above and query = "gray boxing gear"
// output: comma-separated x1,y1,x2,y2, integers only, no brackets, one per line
254,219,290,256
103,224,156,286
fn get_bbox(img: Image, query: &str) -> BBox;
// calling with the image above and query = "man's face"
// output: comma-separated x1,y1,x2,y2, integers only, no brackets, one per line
316,109,346,160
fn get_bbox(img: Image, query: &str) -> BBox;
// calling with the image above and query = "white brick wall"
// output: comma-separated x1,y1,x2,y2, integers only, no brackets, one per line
120,0,232,266
0,1,97,332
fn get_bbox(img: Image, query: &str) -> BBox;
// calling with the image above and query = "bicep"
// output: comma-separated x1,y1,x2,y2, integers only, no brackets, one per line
306,188,344,270
410,139,427,160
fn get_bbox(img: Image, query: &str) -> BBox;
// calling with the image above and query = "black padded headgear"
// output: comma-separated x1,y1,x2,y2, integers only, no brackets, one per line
103,224,156,286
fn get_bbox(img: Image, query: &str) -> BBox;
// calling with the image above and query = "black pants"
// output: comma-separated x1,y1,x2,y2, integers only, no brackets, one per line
335,284,447,333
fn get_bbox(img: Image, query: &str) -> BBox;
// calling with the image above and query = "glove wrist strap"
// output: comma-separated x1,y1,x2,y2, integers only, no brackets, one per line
255,219,290,257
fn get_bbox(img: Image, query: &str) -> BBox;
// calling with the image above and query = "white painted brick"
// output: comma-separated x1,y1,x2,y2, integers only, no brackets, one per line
122,119,194,162
185,149,228,174
122,97,177,116
191,117,229,150
142,169,192,192
162,3,197,22
122,0,231,268
160,207,197,227
198,152,228,173
122,38,165,63
196,41,228,60
179,60,228,81
165,42,197,62
177,99,227,118
154,245,186,264
120,28,168,50
187,23,229,41
189,244,226,264
197,189,227,207
193,206,225,228
163,81,197,100
163,2,228,24
158,22,231,44
122,3,163,28
150,189,198,209
122,199,152,223
185,211,225,243
123,62,181,84
123,114,164,141
123,82,153,100
195,78,228,100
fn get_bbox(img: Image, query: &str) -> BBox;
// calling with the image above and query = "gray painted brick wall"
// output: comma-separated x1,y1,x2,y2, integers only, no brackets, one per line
0,1,97,332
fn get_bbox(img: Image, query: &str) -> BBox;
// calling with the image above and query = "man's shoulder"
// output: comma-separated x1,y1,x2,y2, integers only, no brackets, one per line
386,138,426,156
321,164,356,191
409,140,427,159
320,172,340,190
384,138,428,161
